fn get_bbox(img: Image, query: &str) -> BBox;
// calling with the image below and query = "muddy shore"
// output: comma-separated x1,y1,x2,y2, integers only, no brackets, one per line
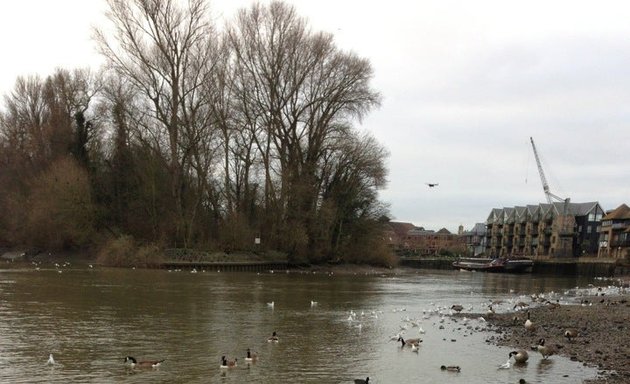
476,293,630,384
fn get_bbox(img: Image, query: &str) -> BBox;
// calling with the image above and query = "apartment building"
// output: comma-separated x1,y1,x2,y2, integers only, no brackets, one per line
485,201,604,258
597,204,630,259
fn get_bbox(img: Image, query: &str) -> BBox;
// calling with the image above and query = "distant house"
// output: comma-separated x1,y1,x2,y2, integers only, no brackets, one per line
597,204,630,259
485,201,605,258
385,221,465,256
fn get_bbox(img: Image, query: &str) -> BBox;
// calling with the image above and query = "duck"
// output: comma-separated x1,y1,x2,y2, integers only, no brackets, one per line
451,304,464,313
509,350,529,364
398,336,422,347
564,328,578,342
535,338,556,359
47,354,55,365
310,300,318,307
524,311,535,332
411,343,419,352
124,356,164,368
440,365,461,372
354,377,369,384
220,356,237,368
267,331,279,343
245,348,257,362
267,301,275,309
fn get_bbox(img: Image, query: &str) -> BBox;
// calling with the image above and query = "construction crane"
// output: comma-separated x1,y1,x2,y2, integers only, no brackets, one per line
529,137,566,204
530,136,573,257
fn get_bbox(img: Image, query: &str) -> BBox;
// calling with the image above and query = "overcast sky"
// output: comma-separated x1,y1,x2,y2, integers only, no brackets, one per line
1,0,629,232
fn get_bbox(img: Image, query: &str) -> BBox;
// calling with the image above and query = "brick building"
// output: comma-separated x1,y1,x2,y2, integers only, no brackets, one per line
385,222,465,256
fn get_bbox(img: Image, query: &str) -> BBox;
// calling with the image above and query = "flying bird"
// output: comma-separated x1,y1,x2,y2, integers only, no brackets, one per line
426,183,439,187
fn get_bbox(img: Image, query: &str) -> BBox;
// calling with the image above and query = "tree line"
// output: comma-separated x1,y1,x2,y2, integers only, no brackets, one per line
0,0,393,266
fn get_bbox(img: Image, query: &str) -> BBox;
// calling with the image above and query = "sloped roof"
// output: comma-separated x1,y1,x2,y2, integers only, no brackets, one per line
603,204,630,220
437,228,452,234
486,208,503,224
471,223,487,234
387,222,416,237
566,202,602,216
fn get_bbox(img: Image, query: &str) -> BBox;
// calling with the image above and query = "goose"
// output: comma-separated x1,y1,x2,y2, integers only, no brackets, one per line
564,328,578,342
267,331,279,343
310,300,318,307
354,377,369,384
220,356,237,368
47,354,55,365
535,338,556,359
524,311,535,332
509,350,529,364
245,348,257,362
486,305,496,316
398,336,422,347
267,301,275,309
440,365,461,372
124,356,164,368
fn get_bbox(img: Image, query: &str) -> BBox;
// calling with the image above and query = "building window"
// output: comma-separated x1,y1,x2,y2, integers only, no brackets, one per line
587,226,592,234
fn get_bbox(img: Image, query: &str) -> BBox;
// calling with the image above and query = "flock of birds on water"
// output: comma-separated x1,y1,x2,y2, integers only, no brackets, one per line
26,260,627,383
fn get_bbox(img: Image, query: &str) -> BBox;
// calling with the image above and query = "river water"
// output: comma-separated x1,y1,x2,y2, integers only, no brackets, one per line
0,265,600,383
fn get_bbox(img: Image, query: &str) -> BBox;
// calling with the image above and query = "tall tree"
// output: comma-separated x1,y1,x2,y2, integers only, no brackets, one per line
226,1,381,261
95,0,219,247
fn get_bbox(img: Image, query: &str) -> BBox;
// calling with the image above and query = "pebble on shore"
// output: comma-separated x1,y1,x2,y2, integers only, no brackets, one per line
478,294,630,384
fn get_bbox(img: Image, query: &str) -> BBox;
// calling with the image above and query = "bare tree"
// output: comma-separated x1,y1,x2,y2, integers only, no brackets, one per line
95,0,219,246
225,1,381,261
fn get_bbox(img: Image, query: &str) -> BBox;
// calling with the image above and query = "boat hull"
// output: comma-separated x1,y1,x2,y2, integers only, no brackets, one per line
452,257,533,273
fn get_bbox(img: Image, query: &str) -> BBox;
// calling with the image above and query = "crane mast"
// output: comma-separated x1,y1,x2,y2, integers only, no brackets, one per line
530,137,565,204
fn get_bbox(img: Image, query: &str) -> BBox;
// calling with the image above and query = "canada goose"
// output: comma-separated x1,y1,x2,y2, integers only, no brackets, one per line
524,311,535,332
124,356,164,368
487,305,496,316
220,356,237,368
47,354,55,365
267,331,279,342
354,377,369,384
440,365,461,372
451,304,464,313
398,336,422,347
509,350,529,364
535,338,556,359
564,329,578,342
245,348,257,362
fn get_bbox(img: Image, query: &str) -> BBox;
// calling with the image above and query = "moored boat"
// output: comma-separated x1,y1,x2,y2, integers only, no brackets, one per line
452,257,533,273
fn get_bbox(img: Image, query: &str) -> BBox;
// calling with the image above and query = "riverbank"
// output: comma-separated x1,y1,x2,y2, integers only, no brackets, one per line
478,294,630,383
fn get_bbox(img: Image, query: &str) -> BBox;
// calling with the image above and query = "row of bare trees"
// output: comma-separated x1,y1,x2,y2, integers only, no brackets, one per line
0,0,392,265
